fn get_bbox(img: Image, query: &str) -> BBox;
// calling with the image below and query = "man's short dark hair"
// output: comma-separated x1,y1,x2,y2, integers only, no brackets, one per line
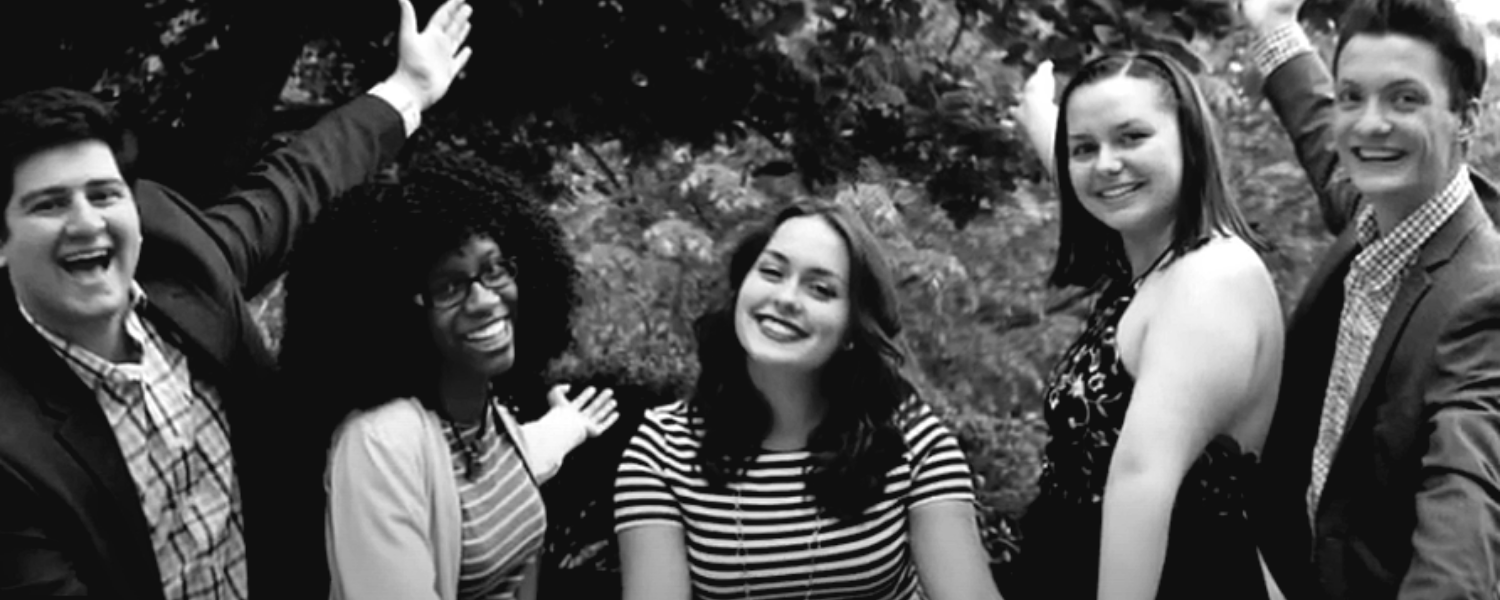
0,88,137,239
1334,0,1489,110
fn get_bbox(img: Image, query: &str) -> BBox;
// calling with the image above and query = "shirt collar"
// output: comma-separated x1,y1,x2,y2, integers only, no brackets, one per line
1352,165,1474,248
17,281,151,366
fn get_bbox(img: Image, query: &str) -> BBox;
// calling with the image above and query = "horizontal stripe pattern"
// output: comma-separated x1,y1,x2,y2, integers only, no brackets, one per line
615,398,974,600
444,408,546,600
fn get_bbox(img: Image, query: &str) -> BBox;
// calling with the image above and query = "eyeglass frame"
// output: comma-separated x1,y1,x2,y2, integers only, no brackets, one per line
415,256,520,309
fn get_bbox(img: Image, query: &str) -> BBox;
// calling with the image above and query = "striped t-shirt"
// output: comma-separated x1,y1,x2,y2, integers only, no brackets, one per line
614,398,975,600
442,404,547,600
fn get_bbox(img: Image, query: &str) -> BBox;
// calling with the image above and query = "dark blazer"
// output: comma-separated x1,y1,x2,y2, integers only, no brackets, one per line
1256,52,1500,599
0,95,405,598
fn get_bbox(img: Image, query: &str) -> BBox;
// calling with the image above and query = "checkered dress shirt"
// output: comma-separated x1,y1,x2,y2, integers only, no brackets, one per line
20,284,248,600
1305,168,1475,520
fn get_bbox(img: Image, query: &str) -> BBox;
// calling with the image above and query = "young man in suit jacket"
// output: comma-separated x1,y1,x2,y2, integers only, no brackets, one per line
1241,0,1500,597
0,0,474,597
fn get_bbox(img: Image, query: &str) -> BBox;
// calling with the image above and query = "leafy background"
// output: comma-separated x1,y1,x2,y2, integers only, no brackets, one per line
10,0,1500,596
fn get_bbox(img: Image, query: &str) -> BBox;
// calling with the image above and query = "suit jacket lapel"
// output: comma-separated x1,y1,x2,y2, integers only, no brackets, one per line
1342,196,1487,438
0,283,159,585
140,280,234,373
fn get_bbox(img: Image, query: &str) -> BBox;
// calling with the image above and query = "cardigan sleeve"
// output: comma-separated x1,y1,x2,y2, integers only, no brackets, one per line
326,407,443,600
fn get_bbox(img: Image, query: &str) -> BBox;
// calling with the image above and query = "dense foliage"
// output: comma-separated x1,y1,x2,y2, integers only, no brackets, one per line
14,0,1500,597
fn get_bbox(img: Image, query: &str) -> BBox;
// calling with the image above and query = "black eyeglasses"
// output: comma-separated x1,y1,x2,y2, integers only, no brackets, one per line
419,258,519,309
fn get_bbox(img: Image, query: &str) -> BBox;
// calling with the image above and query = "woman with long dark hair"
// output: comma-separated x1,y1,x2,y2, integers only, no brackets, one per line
279,155,617,600
1010,51,1285,599
613,202,1002,600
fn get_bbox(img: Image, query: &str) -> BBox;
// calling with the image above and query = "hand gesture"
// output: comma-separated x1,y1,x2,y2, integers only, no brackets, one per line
1239,0,1304,32
1016,60,1060,175
392,0,475,111
548,384,619,438
1021,59,1056,111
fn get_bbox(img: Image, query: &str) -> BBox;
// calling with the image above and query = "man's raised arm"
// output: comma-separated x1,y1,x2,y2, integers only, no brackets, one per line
192,0,475,298
1242,0,1363,235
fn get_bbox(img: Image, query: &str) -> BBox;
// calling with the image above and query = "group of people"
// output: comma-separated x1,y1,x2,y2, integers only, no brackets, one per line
0,0,1496,597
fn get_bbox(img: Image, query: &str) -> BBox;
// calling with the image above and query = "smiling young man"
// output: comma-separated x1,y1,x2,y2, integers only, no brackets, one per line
0,0,474,597
1240,0,1500,598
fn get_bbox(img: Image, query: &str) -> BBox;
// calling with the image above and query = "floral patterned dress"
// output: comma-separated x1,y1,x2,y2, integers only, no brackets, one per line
1008,272,1268,600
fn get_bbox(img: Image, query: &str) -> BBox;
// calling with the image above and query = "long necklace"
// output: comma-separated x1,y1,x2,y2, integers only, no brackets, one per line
443,397,496,481
732,464,822,600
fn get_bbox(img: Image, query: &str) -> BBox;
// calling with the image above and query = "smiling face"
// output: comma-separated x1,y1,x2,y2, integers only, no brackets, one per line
733,215,852,374
1334,33,1468,206
1064,75,1183,239
1,140,141,341
425,235,517,381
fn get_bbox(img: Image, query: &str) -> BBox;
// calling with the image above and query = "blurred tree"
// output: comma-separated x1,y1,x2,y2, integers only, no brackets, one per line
4,0,1355,225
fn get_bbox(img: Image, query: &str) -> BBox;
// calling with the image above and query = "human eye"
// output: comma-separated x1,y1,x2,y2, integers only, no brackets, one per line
87,186,126,205
428,278,466,304
1389,89,1427,111
1335,87,1363,108
25,195,68,214
1119,130,1151,146
755,260,785,280
1068,141,1097,160
481,260,516,286
807,279,841,301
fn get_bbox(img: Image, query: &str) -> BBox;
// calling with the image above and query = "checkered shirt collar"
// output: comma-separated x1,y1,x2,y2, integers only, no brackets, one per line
16,281,151,377
1348,166,1474,288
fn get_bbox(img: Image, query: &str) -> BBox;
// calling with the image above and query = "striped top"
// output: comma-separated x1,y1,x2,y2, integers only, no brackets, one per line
441,403,547,600
614,398,975,600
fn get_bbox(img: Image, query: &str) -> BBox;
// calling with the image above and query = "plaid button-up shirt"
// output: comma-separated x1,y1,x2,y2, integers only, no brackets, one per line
1305,167,1475,519
20,284,248,600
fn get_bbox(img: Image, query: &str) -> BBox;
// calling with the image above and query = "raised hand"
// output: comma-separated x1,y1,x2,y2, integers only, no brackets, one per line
1017,59,1060,175
1239,0,1304,32
391,0,475,111
547,384,619,438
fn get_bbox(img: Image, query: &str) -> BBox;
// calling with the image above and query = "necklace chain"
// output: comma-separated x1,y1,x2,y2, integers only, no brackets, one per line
732,466,821,600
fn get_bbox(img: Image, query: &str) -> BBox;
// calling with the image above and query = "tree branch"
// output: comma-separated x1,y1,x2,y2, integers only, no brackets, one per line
581,142,624,193
948,7,968,57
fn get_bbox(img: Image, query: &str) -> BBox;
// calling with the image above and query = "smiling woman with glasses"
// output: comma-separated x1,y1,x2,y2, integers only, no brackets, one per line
420,256,519,309
278,154,618,600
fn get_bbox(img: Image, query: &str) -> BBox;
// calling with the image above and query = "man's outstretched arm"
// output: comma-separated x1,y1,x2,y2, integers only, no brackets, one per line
1242,0,1363,236
195,0,476,298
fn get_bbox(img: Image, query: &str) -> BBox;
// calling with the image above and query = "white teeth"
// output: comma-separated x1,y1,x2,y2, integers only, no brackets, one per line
1097,182,1143,199
59,248,113,273
465,318,510,342
1354,148,1403,161
757,316,806,341
61,249,110,262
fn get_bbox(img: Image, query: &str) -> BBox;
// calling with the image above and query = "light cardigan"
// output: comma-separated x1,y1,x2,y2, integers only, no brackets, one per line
325,397,584,600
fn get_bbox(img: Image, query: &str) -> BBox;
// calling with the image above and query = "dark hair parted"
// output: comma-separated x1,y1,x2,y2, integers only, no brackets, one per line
0,88,137,240
691,201,913,520
1334,0,1488,110
1049,50,1264,289
279,153,580,429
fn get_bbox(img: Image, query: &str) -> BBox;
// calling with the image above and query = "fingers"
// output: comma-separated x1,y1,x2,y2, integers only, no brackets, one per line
397,0,418,35
560,385,619,437
581,389,616,418
452,46,474,78
582,389,620,437
447,2,473,40
547,384,571,408
1024,60,1054,97
592,410,620,436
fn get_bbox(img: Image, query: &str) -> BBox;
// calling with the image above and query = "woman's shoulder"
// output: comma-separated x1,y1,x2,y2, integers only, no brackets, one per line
1173,234,1266,273
634,399,698,439
1156,235,1277,303
894,395,955,445
331,397,436,453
